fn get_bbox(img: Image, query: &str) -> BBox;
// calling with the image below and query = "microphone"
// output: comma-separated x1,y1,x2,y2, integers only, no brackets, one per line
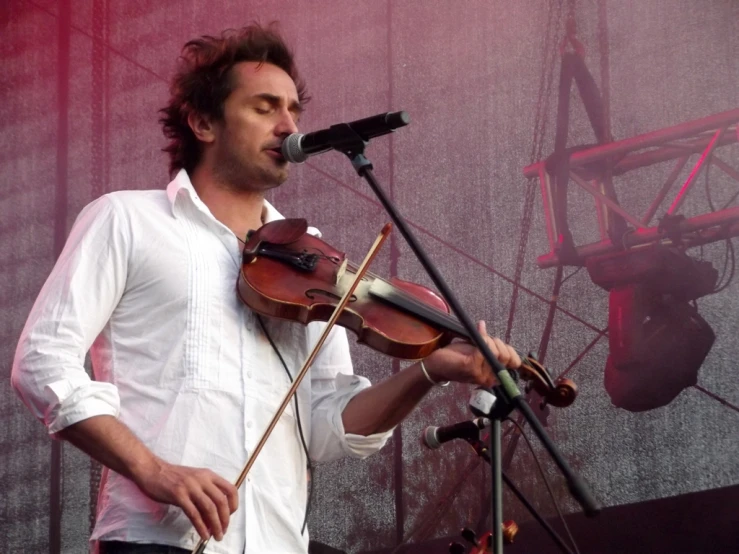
281,111,410,163
422,417,491,450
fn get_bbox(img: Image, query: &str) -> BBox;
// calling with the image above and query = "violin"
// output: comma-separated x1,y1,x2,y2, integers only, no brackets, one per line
237,218,576,407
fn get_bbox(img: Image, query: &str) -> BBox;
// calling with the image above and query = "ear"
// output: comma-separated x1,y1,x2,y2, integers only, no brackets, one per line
187,111,216,144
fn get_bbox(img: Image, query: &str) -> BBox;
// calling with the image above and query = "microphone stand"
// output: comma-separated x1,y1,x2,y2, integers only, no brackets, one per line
325,124,600,554
467,387,575,554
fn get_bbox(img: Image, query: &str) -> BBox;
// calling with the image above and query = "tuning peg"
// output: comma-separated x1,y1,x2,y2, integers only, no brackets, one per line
502,520,519,544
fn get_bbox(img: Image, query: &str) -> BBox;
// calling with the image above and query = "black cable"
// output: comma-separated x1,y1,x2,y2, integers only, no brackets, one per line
720,188,739,211
255,315,314,535
713,238,736,294
714,238,731,290
710,138,737,212
507,418,581,554
560,266,583,287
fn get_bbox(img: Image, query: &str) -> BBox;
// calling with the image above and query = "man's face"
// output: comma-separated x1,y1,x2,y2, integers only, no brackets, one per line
210,61,302,193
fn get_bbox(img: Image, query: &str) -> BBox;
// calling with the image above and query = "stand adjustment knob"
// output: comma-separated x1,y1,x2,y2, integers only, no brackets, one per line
460,527,480,546
448,542,466,554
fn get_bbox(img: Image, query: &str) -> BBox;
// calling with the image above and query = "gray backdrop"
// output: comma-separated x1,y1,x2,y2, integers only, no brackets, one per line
2,1,738,552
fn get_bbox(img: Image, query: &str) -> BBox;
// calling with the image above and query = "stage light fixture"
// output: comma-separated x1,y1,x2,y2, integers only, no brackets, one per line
587,246,718,411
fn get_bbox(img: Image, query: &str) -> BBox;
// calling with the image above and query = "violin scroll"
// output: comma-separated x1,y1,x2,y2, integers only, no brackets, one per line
551,377,578,407
518,354,577,408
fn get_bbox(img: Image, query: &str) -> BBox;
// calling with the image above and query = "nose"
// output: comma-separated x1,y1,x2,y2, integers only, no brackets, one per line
275,107,299,137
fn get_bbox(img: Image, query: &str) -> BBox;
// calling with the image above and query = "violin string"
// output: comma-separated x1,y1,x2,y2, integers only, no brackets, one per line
345,261,464,330
346,262,539,376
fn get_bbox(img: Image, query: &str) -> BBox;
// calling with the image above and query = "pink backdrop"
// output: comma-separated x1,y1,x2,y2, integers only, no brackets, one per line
2,1,738,552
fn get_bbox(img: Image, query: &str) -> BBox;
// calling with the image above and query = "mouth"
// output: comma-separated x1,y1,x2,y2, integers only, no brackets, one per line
265,144,286,163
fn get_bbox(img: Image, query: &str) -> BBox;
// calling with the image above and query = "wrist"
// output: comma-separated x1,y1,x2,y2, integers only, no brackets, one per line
130,452,164,488
419,359,450,387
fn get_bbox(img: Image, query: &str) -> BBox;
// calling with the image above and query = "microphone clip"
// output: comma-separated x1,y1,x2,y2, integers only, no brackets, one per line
327,123,374,173
469,385,516,421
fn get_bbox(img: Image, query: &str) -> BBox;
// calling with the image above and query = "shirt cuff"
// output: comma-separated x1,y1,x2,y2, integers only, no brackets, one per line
45,379,120,434
330,373,394,459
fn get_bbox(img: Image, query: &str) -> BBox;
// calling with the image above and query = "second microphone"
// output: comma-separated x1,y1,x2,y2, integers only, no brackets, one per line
422,417,491,450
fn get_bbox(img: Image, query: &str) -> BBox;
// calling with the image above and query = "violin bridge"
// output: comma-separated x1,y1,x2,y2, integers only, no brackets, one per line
335,257,348,285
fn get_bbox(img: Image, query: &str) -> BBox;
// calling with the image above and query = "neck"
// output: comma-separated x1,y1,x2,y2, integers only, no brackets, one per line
190,164,265,241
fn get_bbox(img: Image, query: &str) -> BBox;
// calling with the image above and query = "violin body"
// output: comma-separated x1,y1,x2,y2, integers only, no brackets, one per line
238,219,454,360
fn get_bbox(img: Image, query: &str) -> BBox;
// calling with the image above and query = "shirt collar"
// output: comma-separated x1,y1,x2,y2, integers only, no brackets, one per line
165,168,321,237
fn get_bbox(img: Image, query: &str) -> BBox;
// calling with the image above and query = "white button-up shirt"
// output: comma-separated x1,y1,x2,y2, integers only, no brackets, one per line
12,169,391,554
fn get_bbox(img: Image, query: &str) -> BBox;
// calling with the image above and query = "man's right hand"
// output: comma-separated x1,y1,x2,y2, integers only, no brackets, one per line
56,416,239,542
135,460,239,541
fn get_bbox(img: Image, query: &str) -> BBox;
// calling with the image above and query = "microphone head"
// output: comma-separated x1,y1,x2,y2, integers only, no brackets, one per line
387,110,411,129
281,133,307,164
422,426,442,450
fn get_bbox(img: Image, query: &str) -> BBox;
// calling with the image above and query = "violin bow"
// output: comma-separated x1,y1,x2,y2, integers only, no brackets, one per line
191,223,392,554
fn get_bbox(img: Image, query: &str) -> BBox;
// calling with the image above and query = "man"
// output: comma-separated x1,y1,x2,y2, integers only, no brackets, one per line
12,24,520,554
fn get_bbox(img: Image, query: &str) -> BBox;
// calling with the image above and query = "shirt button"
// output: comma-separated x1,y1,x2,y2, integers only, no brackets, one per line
247,371,253,379
247,421,253,428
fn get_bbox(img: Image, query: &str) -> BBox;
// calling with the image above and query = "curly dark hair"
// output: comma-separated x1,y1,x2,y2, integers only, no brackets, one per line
159,23,308,176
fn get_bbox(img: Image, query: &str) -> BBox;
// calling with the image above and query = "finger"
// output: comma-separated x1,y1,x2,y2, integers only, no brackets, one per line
179,497,210,541
491,337,511,367
473,335,500,382
477,320,487,337
482,334,501,359
191,488,224,541
507,345,522,369
212,475,239,513
203,481,232,536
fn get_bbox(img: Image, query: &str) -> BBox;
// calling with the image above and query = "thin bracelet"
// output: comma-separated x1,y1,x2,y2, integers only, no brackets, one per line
420,360,450,387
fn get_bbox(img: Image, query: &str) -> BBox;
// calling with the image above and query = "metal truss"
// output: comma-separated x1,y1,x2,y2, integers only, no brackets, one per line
516,107,739,418
523,107,739,268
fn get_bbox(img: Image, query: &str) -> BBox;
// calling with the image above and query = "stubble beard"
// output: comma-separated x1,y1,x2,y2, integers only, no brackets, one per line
214,141,288,194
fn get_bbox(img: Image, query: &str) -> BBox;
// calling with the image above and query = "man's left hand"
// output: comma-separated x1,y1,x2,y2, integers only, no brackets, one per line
421,320,521,387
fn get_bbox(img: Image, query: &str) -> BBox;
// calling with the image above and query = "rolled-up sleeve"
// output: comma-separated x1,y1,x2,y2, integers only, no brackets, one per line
11,195,127,434
306,326,394,462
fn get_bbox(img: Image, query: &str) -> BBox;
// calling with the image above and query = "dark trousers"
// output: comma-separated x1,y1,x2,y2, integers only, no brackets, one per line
98,539,344,554
98,541,190,554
